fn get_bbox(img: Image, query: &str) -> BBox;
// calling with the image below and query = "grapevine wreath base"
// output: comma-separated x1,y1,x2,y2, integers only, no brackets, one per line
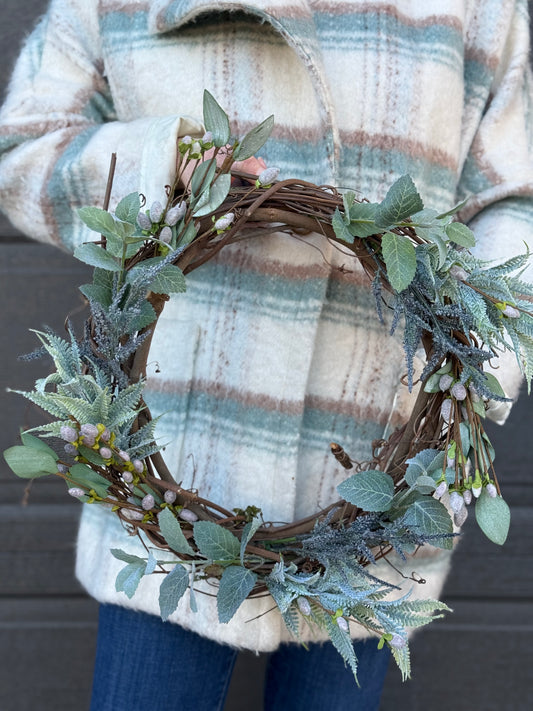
4,92,533,681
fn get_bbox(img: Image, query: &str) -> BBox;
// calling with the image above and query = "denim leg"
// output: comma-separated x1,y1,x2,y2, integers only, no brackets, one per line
90,604,238,711
264,639,391,711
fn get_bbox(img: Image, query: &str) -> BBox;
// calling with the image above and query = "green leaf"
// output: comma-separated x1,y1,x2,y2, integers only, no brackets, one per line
158,507,195,556
20,432,59,459
423,228,449,269
217,566,258,623
404,449,440,487
77,206,118,239
413,475,437,494
190,159,217,200
79,282,113,307
3,445,58,479
115,192,141,224
66,463,110,498
435,196,470,219
240,516,262,565
111,549,146,565
193,521,241,561
149,264,186,294
77,445,106,466
234,114,274,161
159,564,189,620
203,90,230,147
332,207,354,244
445,222,476,248
342,190,357,217
176,221,197,249
374,175,424,227
73,242,121,272
481,372,506,399
347,202,379,238
127,301,157,334
381,232,417,292
475,489,510,545
193,174,231,217
337,470,395,512
404,498,453,549
423,372,442,393
115,561,146,599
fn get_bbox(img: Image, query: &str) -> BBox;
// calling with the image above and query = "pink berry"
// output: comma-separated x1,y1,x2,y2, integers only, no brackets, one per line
164,490,177,504
178,508,198,523
60,426,78,443
142,494,155,510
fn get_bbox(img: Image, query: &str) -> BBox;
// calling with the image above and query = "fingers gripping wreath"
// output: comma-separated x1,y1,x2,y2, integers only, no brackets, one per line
4,92,533,682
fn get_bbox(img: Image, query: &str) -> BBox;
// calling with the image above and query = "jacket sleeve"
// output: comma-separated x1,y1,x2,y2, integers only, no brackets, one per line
0,0,202,252
456,0,533,424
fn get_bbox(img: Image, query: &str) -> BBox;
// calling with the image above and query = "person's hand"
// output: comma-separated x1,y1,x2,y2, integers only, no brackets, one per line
178,146,266,191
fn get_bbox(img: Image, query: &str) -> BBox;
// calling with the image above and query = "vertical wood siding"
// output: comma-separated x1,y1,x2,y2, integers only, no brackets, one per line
1,2,532,709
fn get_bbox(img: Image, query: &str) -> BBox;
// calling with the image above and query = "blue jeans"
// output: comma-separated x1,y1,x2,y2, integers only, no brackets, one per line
90,604,390,711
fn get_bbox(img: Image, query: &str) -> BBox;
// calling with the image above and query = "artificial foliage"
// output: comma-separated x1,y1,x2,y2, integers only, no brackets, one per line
4,91,533,683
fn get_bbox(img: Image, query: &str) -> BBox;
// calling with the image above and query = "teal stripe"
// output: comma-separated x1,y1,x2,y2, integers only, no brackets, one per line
300,408,385,454
183,259,391,331
340,146,456,211
146,389,385,456
47,126,99,250
314,13,463,70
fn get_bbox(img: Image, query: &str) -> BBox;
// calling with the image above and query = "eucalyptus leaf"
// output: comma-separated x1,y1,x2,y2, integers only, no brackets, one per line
374,175,424,227
159,564,189,620
234,115,274,161
475,489,510,545
3,445,58,478
158,507,195,556
115,192,141,224
445,222,476,248
193,174,231,217
20,432,59,459
217,566,258,623
381,232,417,292
176,221,197,248
482,372,507,399
66,463,110,498
337,470,395,512
203,90,230,147
193,521,241,561
190,159,217,200
77,444,106,466
423,372,442,393
73,243,121,272
459,422,471,456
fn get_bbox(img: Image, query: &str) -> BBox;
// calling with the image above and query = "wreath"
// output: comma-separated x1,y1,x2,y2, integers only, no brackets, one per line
4,92,533,682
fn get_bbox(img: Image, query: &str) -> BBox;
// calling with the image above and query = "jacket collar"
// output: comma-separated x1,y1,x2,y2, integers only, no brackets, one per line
147,0,315,36
147,0,340,180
